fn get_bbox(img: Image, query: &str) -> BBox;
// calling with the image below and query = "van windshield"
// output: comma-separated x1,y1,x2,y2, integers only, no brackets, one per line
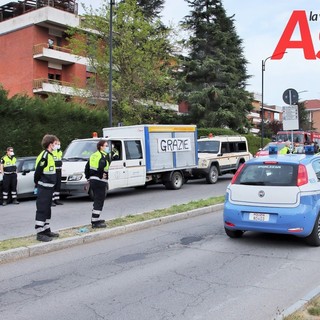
198,141,219,153
63,140,98,161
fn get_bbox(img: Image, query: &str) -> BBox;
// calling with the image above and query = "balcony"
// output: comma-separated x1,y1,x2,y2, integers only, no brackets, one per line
33,43,88,65
33,78,88,96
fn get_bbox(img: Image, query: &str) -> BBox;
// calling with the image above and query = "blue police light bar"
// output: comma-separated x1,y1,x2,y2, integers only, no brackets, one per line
269,145,278,155
305,145,314,155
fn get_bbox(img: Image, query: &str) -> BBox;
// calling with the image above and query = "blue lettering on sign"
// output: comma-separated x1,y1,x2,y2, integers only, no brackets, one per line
158,138,191,152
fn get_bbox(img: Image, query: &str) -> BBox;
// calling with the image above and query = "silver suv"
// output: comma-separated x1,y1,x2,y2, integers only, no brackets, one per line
191,135,252,184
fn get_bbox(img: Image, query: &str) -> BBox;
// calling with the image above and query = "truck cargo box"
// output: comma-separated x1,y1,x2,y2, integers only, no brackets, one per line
103,124,198,173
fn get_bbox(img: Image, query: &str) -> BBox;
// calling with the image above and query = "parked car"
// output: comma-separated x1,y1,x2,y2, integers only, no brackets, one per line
223,147,320,246
0,156,36,201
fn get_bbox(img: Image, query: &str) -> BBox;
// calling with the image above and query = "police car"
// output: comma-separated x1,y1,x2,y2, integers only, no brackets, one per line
223,146,320,246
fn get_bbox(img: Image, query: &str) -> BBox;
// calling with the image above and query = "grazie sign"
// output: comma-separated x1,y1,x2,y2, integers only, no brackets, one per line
158,138,191,153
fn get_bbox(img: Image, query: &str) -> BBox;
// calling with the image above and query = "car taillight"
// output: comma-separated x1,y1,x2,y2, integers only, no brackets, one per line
297,164,308,186
230,163,245,184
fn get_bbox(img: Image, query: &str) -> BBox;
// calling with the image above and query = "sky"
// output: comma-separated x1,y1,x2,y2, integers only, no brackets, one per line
78,0,320,107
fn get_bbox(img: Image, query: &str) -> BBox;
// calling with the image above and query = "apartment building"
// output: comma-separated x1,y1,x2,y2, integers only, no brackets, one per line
0,0,91,99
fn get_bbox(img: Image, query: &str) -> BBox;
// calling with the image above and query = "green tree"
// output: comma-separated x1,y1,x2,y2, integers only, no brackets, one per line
68,0,174,125
178,0,253,131
128,0,165,20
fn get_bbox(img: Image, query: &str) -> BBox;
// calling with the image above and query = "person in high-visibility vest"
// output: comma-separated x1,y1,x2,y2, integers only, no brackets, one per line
279,141,291,155
34,134,60,242
0,147,19,206
52,139,63,206
85,139,110,228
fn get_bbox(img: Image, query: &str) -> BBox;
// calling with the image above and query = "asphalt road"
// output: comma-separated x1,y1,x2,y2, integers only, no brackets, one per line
1,210,320,320
0,176,231,240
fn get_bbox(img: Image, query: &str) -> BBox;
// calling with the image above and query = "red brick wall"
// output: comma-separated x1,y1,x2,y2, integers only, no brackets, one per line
0,26,36,97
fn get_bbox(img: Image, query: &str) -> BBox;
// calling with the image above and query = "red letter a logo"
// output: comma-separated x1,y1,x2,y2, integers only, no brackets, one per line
272,10,316,60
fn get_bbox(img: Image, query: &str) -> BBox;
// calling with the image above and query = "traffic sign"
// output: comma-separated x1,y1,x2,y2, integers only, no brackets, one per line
282,105,299,130
283,105,298,121
283,88,299,105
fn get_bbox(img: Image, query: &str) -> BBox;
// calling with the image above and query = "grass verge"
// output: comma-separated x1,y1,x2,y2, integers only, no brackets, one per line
283,294,320,319
0,196,225,252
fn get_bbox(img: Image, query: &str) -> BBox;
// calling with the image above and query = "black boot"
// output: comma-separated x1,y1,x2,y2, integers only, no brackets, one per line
12,199,19,204
44,230,60,238
92,220,107,228
36,233,53,242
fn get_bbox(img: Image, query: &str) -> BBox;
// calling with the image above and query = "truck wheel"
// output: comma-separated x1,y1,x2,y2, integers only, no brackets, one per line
206,165,218,184
305,213,320,246
165,171,184,190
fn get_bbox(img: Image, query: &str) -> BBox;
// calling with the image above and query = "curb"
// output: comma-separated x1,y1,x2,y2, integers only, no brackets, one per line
274,285,320,319
0,203,224,264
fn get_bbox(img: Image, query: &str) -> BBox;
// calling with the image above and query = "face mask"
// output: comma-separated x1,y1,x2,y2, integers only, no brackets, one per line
9,151,14,156
56,144,61,150
104,146,110,153
52,144,59,151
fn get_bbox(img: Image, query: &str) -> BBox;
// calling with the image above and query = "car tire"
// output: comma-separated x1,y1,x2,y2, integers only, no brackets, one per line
305,213,320,246
165,171,184,190
225,228,244,238
206,165,218,184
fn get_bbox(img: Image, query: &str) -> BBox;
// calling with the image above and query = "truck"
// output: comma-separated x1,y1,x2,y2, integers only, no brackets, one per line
61,124,198,198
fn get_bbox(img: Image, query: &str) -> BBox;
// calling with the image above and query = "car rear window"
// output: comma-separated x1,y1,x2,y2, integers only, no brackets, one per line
234,163,298,186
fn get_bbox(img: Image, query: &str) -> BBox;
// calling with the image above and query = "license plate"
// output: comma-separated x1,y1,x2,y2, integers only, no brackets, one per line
249,212,270,222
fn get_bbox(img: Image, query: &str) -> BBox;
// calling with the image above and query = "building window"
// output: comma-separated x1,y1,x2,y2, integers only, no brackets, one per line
48,68,62,83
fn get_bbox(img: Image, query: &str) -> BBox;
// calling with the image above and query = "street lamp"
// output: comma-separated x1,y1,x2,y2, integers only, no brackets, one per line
261,51,287,148
108,0,115,127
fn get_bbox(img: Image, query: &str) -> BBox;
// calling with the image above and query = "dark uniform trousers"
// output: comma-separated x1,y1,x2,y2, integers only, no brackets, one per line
35,186,54,233
53,168,62,201
90,179,107,222
3,173,18,200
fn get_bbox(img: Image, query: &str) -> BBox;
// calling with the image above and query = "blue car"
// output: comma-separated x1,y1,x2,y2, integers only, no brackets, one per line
223,147,320,246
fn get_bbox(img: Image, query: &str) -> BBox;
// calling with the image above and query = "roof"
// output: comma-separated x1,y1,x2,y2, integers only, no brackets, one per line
304,99,320,111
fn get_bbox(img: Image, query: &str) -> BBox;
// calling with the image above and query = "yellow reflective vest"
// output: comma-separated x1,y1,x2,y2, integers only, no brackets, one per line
88,150,109,181
52,149,63,169
34,150,56,188
1,155,17,173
